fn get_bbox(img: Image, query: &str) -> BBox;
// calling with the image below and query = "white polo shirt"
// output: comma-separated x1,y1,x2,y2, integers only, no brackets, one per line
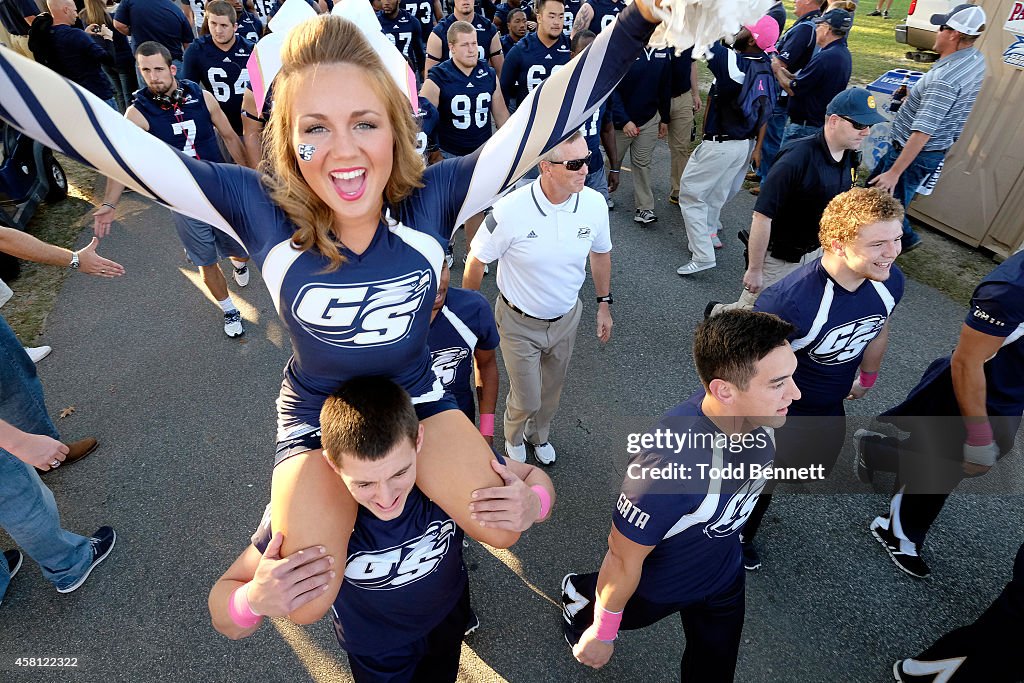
469,179,611,319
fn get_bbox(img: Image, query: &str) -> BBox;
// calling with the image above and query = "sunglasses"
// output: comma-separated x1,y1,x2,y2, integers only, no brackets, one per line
839,115,870,131
547,152,591,171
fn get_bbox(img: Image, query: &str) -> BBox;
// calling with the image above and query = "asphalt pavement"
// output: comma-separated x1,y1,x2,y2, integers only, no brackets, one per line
1,141,1021,683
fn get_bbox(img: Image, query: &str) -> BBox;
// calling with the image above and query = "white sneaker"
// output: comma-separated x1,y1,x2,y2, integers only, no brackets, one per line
223,310,245,338
634,208,657,224
606,197,615,209
232,263,250,287
25,345,52,363
504,440,527,463
530,441,557,465
676,261,715,276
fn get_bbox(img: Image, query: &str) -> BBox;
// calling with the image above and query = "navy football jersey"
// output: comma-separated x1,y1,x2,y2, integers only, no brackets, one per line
402,0,437,43
428,287,499,421
562,0,581,34
378,8,426,75
132,79,224,162
252,489,467,655
428,58,497,156
500,33,520,54
499,32,571,111
584,0,622,33
415,96,440,160
755,260,905,416
613,393,773,604
577,101,606,174
237,9,263,44
430,13,499,64
182,35,254,136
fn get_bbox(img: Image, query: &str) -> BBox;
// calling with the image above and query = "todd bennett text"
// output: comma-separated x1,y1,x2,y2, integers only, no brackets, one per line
627,462,826,481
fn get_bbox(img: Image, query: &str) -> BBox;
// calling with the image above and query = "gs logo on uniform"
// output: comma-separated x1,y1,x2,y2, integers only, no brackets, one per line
345,519,457,590
291,271,432,348
809,315,886,365
431,346,470,386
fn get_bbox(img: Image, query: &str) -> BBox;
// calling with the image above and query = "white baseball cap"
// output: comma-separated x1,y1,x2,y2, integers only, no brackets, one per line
930,3,987,36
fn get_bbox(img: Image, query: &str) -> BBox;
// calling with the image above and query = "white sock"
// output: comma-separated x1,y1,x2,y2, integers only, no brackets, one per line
229,258,247,270
217,297,236,313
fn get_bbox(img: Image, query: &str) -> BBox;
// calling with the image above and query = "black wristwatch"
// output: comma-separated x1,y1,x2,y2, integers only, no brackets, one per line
596,295,613,305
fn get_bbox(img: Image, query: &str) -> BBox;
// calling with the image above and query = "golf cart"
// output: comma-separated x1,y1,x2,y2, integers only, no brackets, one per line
0,120,68,279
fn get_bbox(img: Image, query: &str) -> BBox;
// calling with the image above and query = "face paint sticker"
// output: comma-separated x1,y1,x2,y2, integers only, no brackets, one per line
297,143,316,162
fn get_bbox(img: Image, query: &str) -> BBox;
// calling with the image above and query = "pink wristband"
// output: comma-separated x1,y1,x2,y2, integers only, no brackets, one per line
530,484,551,519
593,605,623,642
228,583,263,629
964,420,993,447
479,413,495,437
858,370,878,389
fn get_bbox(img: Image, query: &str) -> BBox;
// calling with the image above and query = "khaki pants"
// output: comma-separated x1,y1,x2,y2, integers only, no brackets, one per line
8,35,34,61
711,248,823,315
495,295,582,446
614,114,660,211
668,92,696,198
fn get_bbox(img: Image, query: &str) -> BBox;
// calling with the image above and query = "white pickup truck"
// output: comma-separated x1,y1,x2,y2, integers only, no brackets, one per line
895,0,955,62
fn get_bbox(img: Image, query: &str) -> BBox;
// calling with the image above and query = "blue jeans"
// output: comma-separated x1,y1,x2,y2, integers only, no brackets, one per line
585,166,609,200
757,107,788,182
779,122,821,151
869,144,946,246
0,316,92,598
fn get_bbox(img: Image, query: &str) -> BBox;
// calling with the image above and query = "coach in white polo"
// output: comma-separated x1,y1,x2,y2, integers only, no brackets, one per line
464,131,612,466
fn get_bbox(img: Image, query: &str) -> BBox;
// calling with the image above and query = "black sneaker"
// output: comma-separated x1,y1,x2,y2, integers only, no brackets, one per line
1,549,24,606
56,527,116,594
741,541,761,571
704,301,720,320
464,609,480,637
852,428,883,484
870,518,929,579
868,8,882,15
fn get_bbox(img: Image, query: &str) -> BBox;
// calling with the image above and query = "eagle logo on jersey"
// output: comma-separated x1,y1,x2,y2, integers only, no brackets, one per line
704,476,766,538
808,315,886,365
430,346,470,386
292,271,432,348
345,519,457,590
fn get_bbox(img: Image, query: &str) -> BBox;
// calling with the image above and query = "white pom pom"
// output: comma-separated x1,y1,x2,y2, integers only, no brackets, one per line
640,0,774,59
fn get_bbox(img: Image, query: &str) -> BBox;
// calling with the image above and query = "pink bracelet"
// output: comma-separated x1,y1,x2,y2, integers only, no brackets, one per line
593,604,623,642
530,484,551,519
858,370,879,389
228,583,263,629
964,420,993,447
479,413,495,437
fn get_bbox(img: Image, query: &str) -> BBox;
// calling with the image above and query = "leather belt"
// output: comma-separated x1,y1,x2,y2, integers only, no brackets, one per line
500,293,563,322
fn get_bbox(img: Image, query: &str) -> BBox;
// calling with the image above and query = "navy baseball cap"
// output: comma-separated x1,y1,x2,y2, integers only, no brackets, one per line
930,3,987,35
826,88,888,126
814,8,854,32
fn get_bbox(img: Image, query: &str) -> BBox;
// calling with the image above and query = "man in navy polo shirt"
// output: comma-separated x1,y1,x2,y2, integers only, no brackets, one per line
210,377,554,681
114,0,194,67
855,249,1024,580
777,8,852,147
756,0,823,187
607,44,671,224
562,309,800,679
708,88,886,317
